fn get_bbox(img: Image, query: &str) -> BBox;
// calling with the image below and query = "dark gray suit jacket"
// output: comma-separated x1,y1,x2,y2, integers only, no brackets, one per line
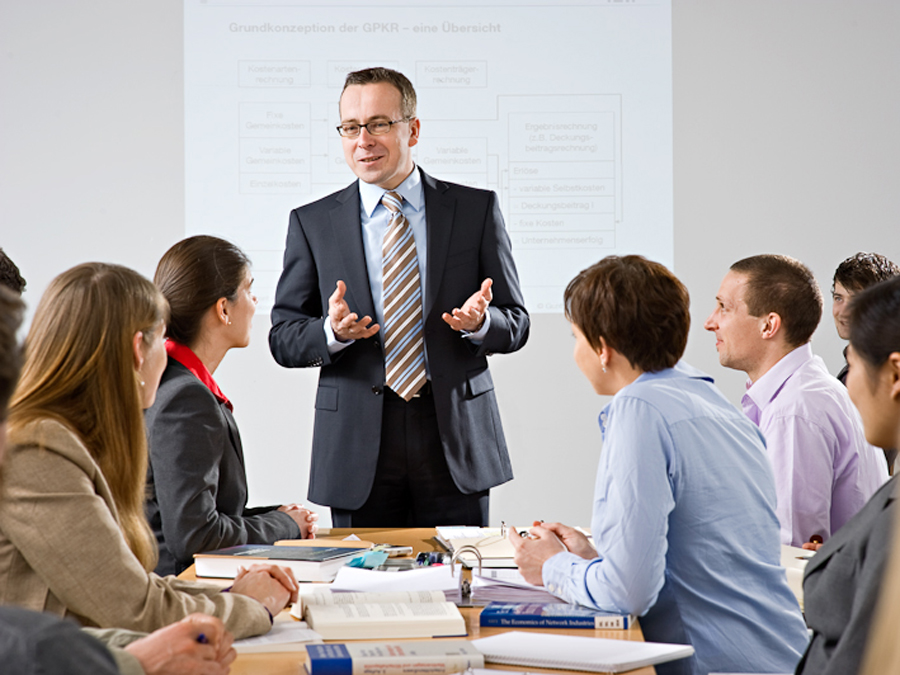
0,606,124,675
145,359,300,576
269,169,529,510
796,474,897,675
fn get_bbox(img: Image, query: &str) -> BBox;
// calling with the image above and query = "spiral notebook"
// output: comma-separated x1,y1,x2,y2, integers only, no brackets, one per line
471,631,694,673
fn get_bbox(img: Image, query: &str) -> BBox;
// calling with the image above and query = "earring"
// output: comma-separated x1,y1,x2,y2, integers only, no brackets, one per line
140,380,146,386
602,366,607,373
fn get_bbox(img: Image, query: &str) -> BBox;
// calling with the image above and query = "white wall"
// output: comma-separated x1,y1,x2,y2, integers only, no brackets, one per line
2,1,899,528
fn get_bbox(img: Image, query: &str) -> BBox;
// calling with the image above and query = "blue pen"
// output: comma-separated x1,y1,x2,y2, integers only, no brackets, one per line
197,633,209,644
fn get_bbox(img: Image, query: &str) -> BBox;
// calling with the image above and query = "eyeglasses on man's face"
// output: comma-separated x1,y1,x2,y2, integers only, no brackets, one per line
336,117,415,138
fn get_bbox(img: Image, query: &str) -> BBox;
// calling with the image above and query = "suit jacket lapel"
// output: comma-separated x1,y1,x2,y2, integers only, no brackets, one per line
421,169,455,318
330,182,377,322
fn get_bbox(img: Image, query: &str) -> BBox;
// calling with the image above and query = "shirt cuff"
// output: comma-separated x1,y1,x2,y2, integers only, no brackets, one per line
461,309,491,342
541,550,585,599
109,647,147,675
323,319,354,355
542,549,615,612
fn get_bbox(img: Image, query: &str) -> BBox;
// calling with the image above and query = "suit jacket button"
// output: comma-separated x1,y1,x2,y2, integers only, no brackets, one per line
374,340,380,348
372,386,382,395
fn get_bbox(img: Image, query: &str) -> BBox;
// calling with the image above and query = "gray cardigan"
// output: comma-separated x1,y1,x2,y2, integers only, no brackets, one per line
797,474,898,674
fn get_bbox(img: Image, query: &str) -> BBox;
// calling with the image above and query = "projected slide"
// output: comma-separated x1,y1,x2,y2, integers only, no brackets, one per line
185,0,672,313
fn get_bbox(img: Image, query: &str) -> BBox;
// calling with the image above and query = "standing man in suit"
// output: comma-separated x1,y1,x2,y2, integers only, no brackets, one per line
269,67,529,527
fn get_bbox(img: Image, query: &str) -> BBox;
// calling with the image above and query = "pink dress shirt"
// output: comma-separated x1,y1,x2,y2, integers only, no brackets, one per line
742,343,888,546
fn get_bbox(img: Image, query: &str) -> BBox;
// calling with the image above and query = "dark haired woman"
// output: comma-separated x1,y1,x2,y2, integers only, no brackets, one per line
798,275,900,675
510,255,809,675
146,236,316,576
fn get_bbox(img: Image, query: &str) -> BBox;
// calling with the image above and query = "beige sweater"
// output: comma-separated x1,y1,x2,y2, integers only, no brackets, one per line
0,418,271,639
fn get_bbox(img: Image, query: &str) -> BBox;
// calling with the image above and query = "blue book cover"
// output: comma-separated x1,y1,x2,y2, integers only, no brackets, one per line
306,641,483,675
307,644,352,675
479,602,634,629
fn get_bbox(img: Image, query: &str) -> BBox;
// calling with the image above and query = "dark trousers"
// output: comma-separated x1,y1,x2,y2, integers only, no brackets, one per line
331,386,489,528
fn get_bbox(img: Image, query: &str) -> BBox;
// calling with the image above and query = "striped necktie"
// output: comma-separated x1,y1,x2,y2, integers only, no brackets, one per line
381,191,426,401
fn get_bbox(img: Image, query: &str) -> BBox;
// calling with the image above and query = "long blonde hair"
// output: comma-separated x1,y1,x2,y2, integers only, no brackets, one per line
9,263,167,570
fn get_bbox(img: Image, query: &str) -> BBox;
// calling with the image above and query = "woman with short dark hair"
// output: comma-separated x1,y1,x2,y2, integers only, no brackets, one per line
510,255,809,675
146,235,316,576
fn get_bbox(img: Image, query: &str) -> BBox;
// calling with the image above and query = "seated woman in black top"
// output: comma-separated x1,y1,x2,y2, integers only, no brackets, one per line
797,275,900,674
146,236,316,575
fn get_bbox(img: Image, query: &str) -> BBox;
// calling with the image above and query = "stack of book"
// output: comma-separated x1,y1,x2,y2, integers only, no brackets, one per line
193,543,370,581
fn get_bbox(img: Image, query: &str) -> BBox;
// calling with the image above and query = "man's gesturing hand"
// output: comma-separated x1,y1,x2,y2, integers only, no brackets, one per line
329,280,379,342
442,278,493,332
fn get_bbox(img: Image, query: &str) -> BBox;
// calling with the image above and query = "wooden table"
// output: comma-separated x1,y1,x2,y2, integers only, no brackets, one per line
190,528,657,675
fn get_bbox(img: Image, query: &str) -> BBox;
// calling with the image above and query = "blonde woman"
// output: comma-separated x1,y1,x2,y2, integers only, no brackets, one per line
0,263,297,638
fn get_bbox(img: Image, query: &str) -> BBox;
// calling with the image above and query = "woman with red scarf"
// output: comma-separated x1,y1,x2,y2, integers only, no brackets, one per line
146,236,317,576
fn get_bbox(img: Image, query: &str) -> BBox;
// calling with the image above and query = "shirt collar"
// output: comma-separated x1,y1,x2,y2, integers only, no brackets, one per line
744,342,814,411
632,360,714,386
597,361,713,437
165,340,233,411
358,165,425,217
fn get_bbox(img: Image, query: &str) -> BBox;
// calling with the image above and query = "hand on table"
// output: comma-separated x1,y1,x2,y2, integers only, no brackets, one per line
231,563,298,616
329,280,379,342
278,503,319,538
442,278,492,332
124,614,235,675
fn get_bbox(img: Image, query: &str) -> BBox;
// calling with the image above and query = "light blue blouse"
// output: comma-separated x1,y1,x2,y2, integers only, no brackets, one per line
542,362,809,675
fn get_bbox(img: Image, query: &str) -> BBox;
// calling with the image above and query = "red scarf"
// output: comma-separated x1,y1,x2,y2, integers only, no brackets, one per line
165,340,233,411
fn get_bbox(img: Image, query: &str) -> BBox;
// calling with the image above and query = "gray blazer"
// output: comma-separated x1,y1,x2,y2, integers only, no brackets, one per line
269,169,529,510
145,359,300,576
796,475,898,674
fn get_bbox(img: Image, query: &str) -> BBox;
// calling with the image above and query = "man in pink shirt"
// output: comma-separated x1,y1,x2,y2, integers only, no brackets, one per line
705,254,887,547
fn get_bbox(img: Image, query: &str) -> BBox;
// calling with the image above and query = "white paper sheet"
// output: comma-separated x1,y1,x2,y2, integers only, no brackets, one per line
331,564,461,594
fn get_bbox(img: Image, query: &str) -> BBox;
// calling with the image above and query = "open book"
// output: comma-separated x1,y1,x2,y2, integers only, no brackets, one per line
298,590,467,640
292,590,447,617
